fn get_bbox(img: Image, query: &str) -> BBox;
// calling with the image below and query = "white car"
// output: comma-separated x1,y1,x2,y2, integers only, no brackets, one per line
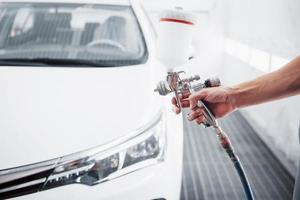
0,0,183,199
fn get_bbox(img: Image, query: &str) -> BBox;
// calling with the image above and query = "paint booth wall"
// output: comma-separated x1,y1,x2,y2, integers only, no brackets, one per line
192,0,300,172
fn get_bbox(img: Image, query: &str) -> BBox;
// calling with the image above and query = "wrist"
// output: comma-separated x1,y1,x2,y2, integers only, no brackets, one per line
227,86,241,109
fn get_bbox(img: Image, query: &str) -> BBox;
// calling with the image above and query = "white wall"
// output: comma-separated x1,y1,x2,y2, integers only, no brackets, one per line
222,0,300,60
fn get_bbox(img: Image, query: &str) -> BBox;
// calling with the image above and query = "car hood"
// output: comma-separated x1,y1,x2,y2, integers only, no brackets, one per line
0,65,161,169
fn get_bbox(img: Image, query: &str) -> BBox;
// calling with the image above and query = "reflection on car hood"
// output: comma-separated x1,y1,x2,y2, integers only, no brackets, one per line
0,65,160,169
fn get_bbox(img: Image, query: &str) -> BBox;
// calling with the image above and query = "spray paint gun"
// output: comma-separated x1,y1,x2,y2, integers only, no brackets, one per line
154,8,254,200
154,71,221,127
153,66,233,157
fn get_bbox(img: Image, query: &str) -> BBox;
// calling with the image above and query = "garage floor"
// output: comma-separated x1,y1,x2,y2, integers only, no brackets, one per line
180,111,295,200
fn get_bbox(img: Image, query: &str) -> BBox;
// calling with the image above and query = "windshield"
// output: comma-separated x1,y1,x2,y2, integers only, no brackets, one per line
0,2,147,67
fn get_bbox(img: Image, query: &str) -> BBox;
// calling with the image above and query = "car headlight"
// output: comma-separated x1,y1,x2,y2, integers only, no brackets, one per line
0,113,165,198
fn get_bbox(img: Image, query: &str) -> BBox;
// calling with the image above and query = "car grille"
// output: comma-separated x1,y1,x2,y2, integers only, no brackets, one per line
0,159,57,199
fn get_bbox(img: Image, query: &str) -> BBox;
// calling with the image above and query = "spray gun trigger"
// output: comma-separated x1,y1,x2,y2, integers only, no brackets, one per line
197,100,218,127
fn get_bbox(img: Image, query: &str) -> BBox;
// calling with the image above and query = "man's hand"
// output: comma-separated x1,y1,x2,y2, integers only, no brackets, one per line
171,87,237,124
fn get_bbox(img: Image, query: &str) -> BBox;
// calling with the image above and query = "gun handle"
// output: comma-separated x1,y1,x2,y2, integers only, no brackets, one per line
197,100,218,127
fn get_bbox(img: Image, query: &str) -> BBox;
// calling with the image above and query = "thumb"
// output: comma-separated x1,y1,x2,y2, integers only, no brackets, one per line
189,90,207,109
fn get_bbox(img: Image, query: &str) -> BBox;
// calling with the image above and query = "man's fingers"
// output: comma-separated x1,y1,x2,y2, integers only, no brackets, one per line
171,97,177,105
187,106,206,125
173,92,190,103
171,101,189,114
180,91,191,99
172,106,180,114
171,91,192,114
196,115,205,124
181,100,190,107
189,90,207,109
187,107,204,121
171,97,190,107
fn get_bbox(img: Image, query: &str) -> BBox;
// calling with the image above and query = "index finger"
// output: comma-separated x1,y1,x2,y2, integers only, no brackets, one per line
172,91,190,104
179,91,191,99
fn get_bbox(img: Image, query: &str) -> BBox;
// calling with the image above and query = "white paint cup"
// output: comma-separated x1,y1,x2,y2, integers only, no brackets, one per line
156,8,198,71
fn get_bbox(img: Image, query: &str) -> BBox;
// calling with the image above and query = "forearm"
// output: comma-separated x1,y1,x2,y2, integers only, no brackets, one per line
231,56,300,108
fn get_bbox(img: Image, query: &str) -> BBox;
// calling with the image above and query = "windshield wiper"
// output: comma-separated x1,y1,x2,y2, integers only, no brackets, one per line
0,58,114,67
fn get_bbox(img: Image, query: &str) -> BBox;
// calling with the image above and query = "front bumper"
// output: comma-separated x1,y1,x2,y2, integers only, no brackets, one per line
12,107,183,200
18,162,178,200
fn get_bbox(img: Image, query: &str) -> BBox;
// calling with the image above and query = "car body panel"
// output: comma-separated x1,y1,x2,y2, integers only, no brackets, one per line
0,64,160,169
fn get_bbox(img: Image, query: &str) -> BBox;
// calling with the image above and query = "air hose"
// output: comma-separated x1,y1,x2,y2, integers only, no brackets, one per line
233,157,254,200
199,101,254,200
